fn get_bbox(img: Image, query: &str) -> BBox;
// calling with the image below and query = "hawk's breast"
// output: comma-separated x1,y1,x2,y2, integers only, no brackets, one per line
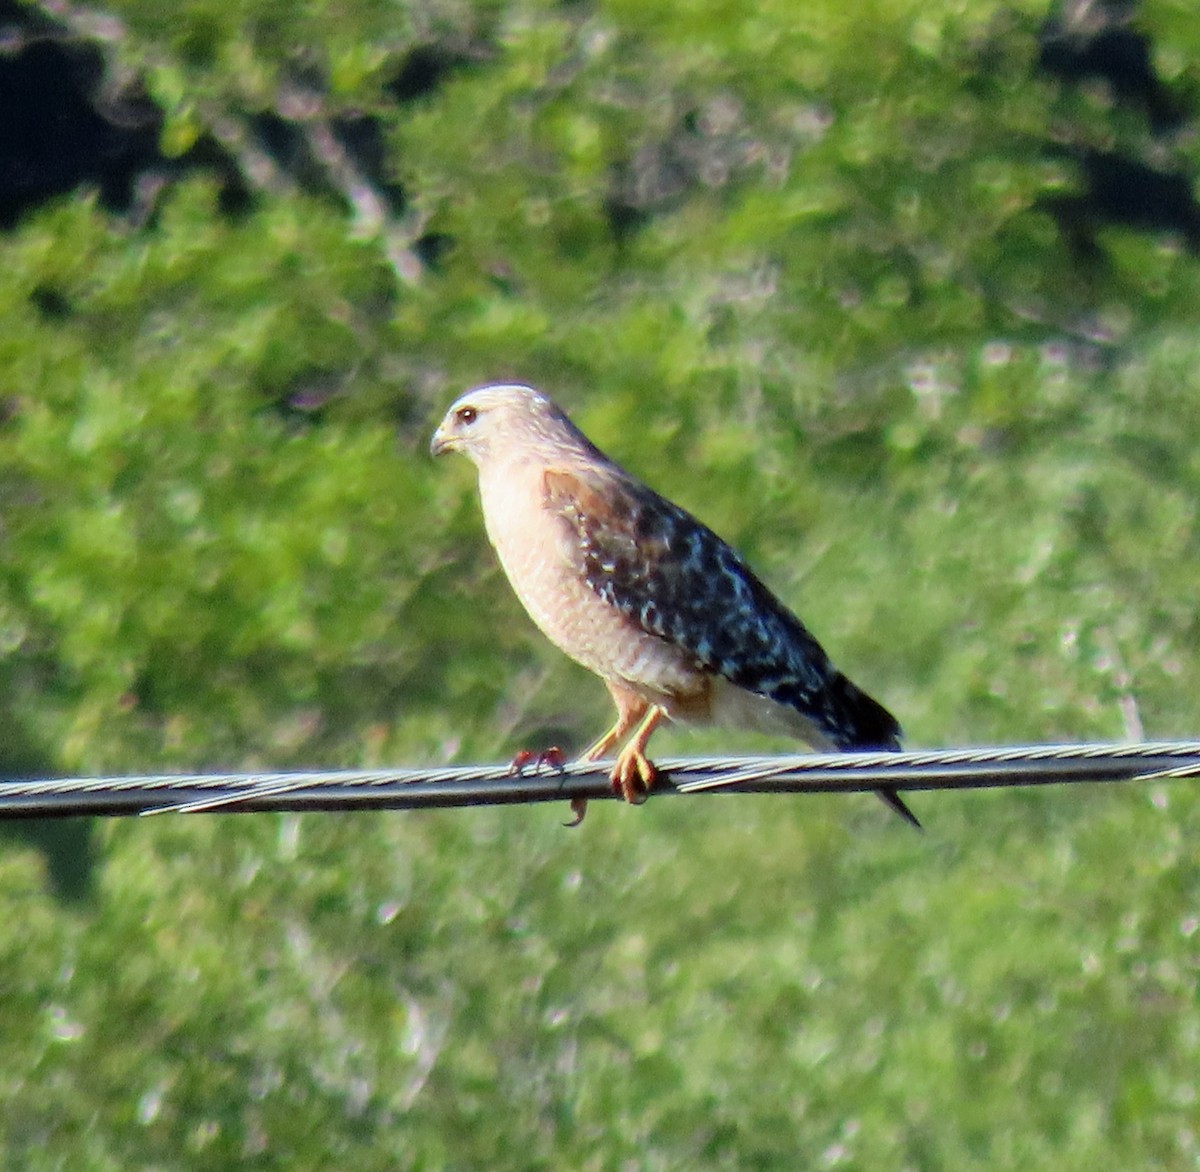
478,460,706,701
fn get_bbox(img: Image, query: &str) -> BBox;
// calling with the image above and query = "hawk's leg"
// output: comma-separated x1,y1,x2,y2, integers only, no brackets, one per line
611,706,666,805
580,683,649,762
567,684,650,826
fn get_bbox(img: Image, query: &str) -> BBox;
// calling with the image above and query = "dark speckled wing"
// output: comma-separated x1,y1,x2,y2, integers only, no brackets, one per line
543,466,902,753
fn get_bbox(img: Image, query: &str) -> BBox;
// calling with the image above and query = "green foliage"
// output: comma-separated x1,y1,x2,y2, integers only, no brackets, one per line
2,0,1200,1167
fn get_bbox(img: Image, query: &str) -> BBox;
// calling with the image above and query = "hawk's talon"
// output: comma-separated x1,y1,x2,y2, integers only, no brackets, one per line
611,746,658,805
509,749,536,776
564,797,588,828
537,746,566,773
509,746,565,777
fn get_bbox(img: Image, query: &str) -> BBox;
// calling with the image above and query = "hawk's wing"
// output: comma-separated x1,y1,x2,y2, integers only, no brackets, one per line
543,466,900,751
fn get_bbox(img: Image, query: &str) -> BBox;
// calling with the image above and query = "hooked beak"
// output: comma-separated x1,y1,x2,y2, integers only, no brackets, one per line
429,423,456,457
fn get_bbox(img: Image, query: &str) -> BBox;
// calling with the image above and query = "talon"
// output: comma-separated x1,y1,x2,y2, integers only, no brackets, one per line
537,746,565,773
611,745,658,805
509,749,536,776
565,797,588,828
509,746,565,777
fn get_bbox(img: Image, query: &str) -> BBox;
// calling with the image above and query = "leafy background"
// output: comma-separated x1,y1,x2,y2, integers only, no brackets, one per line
1,0,1199,1166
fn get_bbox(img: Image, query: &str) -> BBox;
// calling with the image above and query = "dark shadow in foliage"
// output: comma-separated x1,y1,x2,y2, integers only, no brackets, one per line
1039,0,1185,133
0,5,432,233
0,3,249,231
1035,0,1198,259
331,114,407,214
0,32,162,229
388,45,478,104
28,284,74,321
412,232,455,271
244,110,336,198
0,4,477,275
0,691,93,903
2,818,95,905
1042,148,1200,260
380,45,477,271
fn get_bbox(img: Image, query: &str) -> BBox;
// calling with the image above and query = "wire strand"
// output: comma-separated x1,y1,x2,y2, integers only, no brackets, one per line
0,741,1196,819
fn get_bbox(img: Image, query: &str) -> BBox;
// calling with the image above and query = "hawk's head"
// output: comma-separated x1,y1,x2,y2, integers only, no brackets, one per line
431,383,598,467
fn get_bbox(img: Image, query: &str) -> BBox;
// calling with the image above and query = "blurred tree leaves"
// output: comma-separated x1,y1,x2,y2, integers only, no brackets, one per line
0,0,1198,1167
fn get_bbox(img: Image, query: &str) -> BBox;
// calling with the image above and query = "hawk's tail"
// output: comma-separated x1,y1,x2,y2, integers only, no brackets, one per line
825,673,921,830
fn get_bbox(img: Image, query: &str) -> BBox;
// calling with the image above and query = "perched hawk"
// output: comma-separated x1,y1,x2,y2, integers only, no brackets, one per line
431,383,918,827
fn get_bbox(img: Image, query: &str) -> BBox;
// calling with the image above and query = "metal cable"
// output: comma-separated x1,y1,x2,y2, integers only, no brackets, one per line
0,741,1195,819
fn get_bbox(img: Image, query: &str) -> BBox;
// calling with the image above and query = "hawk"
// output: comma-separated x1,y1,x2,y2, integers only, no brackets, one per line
431,383,918,827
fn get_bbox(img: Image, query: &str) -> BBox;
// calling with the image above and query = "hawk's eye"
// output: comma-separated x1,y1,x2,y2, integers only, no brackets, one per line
455,406,478,426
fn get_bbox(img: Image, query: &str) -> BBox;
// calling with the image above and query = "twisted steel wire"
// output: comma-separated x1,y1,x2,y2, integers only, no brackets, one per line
0,741,1196,819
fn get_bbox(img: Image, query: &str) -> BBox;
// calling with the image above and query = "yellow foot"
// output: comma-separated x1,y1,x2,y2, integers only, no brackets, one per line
611,745,658,805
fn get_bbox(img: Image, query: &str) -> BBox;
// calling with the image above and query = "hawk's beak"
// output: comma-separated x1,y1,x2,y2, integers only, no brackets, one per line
429,423,455,457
